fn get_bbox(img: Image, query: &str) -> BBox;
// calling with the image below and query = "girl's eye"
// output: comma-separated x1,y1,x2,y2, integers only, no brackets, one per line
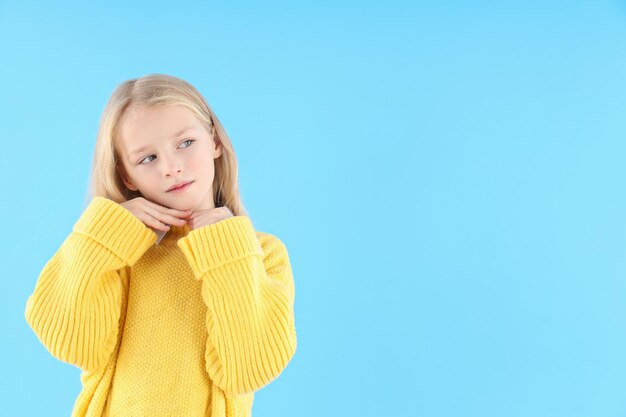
139,155,156,164
139,139,195,165
180,139,194,148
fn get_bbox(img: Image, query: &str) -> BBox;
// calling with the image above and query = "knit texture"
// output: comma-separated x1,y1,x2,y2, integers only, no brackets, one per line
24,196,297,417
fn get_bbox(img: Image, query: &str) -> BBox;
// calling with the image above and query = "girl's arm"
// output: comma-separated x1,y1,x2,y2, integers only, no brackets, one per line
24,197,157,373
177,216,297,397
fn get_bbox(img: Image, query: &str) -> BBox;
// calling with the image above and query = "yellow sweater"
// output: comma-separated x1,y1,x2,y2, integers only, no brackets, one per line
24,196,297,417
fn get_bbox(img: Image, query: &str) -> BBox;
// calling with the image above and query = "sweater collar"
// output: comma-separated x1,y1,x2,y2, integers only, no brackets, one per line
154,223,192,245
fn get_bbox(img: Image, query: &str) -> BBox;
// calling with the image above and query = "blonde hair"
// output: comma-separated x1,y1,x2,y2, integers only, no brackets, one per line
84,73,249,218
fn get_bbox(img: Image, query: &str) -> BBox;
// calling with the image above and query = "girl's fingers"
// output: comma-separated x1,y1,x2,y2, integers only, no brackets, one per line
163,213,188,225
142,205,173,230
143,204,187,227
143,214,170,231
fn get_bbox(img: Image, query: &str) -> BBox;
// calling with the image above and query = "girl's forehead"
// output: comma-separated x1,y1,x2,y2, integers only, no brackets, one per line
121,106,200,139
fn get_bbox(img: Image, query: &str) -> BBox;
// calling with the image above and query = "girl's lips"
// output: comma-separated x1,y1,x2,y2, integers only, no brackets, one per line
168,181,194,192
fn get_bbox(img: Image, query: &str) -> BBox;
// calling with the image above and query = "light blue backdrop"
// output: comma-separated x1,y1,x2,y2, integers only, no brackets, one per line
3,1,626,416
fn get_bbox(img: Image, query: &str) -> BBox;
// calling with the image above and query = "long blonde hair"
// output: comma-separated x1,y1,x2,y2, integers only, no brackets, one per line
84,73,249,218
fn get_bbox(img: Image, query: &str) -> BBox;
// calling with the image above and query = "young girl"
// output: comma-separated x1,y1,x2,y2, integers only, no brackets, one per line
24,73,297,417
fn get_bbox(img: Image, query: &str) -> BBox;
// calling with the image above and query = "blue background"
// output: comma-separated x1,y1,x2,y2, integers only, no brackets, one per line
3,1,626,416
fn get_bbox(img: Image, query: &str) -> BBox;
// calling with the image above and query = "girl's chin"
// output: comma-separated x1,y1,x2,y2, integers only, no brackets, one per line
165,199,198,212
147,197,195,213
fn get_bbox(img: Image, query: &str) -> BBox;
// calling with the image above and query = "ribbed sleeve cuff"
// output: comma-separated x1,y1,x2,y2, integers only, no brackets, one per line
176,215,264,280
73,196,157,265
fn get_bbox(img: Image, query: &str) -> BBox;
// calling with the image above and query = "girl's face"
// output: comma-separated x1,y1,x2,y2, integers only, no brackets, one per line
117,104,222,212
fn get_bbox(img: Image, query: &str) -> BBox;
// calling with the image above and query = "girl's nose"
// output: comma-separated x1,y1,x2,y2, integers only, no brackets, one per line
164,159,183,176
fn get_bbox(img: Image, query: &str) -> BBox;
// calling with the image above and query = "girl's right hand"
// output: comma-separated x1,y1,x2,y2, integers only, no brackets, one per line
120,197,192,232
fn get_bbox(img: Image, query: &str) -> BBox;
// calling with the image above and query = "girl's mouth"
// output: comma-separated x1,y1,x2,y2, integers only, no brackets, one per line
168,181,194,192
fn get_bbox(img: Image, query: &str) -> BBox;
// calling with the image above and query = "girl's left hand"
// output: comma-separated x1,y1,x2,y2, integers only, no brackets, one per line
186,206,235,230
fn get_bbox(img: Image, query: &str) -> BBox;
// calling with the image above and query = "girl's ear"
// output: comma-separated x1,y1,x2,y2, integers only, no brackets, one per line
121,171,139,191
124,179,139,192
213,136,223,159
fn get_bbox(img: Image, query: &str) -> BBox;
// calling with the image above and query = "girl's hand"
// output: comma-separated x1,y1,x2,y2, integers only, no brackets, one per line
120,197,193,232
187,206,234,230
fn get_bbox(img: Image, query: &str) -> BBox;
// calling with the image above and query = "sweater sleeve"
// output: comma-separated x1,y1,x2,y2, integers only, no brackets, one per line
176,215,297,396
24,196,157,373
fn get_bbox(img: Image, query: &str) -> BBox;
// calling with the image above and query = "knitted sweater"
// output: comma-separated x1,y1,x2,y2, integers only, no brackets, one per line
24,196,297,417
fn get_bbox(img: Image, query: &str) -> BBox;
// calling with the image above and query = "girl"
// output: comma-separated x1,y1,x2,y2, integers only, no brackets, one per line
24,73,297,417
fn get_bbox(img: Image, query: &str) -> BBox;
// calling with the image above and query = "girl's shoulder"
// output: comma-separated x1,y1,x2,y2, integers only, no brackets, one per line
254,230,289,256
255,230,280,242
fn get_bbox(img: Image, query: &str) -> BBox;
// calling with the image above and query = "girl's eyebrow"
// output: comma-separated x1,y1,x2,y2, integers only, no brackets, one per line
130,127,198,157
